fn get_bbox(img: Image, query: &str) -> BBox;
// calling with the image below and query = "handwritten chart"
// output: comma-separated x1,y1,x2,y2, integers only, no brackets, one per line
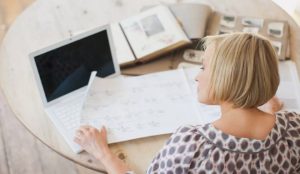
81,69,202,143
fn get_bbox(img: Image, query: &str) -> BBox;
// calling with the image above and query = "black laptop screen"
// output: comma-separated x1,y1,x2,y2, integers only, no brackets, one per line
34,29,116,102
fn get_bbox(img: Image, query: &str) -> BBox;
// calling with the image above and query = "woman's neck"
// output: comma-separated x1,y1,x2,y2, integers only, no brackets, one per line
212,102,276,140
219,102,261,119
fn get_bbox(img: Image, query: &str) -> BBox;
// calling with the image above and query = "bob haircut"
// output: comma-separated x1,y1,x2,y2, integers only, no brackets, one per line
201,32,280,108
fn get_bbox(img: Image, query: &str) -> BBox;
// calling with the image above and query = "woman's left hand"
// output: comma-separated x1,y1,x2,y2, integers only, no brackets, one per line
260,96,284,114
74,125,111,160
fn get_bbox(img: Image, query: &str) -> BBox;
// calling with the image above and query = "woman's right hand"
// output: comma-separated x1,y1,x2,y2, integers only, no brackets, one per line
74,125,111,160
260,96,284,114
74,126,131,174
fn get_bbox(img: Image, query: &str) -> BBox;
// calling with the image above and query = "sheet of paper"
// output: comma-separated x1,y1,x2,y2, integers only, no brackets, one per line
168,3,212,39
81,69,200,143
241,17,264,28
220,15,236,28
110,22,136,64
270,41,282,56
242,27,259,34
276,61,300,112
268,22,284,38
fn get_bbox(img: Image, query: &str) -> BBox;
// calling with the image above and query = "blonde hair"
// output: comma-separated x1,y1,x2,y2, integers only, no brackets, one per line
202,33,279,108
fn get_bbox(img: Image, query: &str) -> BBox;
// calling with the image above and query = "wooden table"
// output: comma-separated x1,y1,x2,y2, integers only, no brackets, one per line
0,0,299,173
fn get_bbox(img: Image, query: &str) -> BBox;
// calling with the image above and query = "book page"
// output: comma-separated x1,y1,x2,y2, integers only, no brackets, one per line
81,69,200,143
120,5,190,58
110,22,135,65
141,4,213,39
168,3,212,39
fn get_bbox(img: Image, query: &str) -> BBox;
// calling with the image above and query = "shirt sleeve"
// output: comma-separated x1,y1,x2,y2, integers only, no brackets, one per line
146,125,202,174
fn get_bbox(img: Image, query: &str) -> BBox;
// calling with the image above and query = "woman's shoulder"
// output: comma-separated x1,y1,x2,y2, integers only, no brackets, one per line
164,124,205,146
174,124,202,134
146,124,208,174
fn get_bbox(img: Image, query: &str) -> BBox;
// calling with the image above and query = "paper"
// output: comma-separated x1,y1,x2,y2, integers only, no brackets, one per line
177,62,201,69
218,29,233,35
268,22,284,38
270,41,282,56
110,22,136,65
168,3,212,39
241,17,264,28
81,69,201,143
276,61,300,112
242,27,259,34
220,15,236,28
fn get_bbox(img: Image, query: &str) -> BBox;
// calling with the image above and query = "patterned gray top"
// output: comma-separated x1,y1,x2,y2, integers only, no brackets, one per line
142,111,300,174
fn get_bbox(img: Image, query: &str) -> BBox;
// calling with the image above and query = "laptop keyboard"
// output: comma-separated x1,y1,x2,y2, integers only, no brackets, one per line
52,100,81,135
47,92,84,153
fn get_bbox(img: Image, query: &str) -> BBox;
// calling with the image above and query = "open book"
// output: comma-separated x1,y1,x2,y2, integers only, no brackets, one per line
80,61,300,144
112,5,191,67
117,3,290,76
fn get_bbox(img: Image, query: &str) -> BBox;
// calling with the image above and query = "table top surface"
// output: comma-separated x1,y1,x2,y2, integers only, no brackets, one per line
1,0,300,173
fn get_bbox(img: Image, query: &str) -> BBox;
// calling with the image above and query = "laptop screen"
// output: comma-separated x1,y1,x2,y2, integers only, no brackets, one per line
34,29,116,102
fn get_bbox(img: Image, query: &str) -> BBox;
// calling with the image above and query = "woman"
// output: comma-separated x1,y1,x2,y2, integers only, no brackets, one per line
74,33,300,173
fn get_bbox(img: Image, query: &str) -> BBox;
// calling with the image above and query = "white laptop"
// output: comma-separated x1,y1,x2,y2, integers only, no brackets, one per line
29,25,120,153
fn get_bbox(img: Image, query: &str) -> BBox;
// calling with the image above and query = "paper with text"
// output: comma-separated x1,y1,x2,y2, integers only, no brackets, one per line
276,61,300,112
81,69,201,143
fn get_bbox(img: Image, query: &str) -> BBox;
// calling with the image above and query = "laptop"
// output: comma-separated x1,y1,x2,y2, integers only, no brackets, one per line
29,25,120,153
